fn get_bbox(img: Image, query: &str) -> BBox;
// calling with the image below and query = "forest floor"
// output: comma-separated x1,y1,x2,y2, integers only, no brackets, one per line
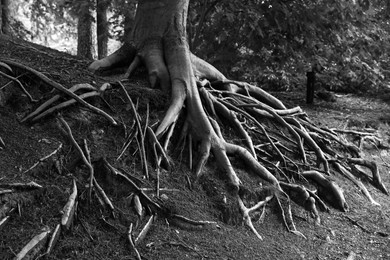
1,35,390,260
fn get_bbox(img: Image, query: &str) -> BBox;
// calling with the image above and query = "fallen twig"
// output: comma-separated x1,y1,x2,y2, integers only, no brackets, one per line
0,189,13,195
103,159,162,212
128,223,142,260
171,214,217,227
22,83,96,122
237,194,273,240
347,158,388,195
61,179,77,230
0,70,37,102
93,178,115,211
23,143,62,174
14,228,50,260
59,117,95,202
118,81,149,178
0,136,5,149
32,91,101,122
0,181,42,190
333,162,380,206
1,59,117,125
302,170,348,212
134,215,154,246
0,216,10,230
45,224,61,255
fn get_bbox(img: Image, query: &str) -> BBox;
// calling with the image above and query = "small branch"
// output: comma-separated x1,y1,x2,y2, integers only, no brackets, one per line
117,124,138,161
333,162,380,206
22,83,96,122
0,189,13,195
332,129,377,136
302,171,348,212
23,143,62,174
1,59,117,125
171,214,217,227
146,126,170,170
347,158,388,195
0,181,42,190
118,81,149,178
125,55,141,78
14,228,50,260
0,136,5,149
45,224,61,255
32,91,100,122
58,117,95,202
128,223,142,260
0,70,37,102
345,216,371,233
0,216,10,229
292,125,329,173
103,159,162,212
134,215,154,246
93,178,115,211
61,179,77,230
237,195,273,240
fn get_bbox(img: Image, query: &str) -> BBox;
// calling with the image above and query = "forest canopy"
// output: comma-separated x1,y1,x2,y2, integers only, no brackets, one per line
6,0,390,94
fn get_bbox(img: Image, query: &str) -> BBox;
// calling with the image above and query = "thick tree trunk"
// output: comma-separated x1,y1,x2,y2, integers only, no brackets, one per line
77,0,94,59
88,0,383,239
96,0,108,59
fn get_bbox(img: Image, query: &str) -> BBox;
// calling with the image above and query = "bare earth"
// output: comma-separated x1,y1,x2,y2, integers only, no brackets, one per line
0,35,390,260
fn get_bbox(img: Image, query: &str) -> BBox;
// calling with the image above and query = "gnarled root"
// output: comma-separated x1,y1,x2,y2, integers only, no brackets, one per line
84,0,387,241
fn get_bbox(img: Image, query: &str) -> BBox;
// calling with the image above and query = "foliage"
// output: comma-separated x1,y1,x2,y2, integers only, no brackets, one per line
189,0,390,94
9,0,390,94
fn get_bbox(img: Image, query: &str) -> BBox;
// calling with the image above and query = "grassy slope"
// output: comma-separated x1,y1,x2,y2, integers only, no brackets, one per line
0,35,390,260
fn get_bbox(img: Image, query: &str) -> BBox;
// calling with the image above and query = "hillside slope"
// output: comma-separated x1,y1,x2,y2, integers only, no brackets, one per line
0,35,390,260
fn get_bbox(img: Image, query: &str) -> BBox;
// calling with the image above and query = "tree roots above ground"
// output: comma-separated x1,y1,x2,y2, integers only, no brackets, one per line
0,0,389,258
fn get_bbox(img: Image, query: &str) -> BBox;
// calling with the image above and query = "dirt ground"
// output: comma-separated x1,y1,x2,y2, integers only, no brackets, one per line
1,35,390,260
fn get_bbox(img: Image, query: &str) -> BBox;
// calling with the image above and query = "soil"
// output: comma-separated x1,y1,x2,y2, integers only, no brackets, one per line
1,35,390,260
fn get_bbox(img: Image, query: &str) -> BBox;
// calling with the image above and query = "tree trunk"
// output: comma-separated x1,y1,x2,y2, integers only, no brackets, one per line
88,0,381,239
77,0,94,59
123,1,136,41
1,0,11,35
96,0,108,59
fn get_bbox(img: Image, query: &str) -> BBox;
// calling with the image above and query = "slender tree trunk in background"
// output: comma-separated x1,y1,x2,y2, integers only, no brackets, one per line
1,0,11,35
77,0,94,59
96,0,108,59
387,0,390,18
0,1,3,34
123,1,136,41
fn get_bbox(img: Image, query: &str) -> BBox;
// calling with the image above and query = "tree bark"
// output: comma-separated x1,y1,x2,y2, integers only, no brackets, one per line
87,0,381,238
77,0,94,59
123,1,136,41
96,0,108,59
1,0,11,35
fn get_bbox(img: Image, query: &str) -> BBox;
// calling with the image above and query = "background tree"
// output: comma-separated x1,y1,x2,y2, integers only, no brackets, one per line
0,0,11,35
76,0,94,59
1,0,390,258
96,0,109,59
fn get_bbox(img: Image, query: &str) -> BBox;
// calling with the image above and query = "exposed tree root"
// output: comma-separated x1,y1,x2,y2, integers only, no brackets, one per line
14,228,50,260
0,59,117,125
6,1,389,255
237,194,273,240
0,69,37,103
0,181,42,190
23,143,62,174
128,223,142,260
